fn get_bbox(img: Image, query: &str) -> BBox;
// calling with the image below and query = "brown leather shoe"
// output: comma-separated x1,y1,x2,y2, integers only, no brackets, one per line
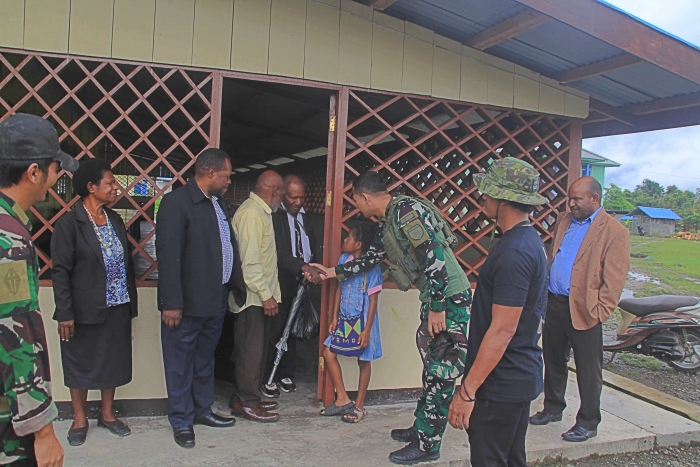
260,400,279,410
231,397,280,423
229,394,279,411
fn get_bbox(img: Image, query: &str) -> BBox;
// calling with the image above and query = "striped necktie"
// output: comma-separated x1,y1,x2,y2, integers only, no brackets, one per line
294,218,304,260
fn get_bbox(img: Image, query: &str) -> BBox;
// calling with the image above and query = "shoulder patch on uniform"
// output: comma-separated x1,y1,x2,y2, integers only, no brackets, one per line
398,210,418,227
0,261,30,305
403,219,430,246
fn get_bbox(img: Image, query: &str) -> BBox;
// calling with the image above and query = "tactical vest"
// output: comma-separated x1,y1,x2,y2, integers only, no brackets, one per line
382,195,470,303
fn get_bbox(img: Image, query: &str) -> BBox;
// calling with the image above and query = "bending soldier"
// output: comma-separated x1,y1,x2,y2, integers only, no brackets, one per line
0,114,79,467
313,171,471,465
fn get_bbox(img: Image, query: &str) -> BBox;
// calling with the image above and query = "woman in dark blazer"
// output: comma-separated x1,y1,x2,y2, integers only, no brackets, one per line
51,158,138,446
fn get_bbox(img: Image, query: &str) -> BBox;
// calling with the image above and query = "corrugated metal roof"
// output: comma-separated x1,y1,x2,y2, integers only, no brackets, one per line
635,206,682,220
382,0,700,111
581,149,620,166
390,0,528,40
572,76,655,107
603,63,700,100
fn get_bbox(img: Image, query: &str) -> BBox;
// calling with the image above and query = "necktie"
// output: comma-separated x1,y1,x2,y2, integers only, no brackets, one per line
294,218,304,260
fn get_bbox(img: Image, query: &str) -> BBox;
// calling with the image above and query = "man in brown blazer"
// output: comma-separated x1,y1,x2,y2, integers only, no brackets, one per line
529,176,630,442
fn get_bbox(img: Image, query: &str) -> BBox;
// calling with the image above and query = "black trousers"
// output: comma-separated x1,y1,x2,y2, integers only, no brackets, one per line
263,298,296,382
543,293,603,430
233,305,273,408
161,285,228,428
467,399,530,467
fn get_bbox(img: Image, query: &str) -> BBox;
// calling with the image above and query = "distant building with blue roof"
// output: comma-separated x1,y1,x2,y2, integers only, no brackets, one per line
629,206,681,237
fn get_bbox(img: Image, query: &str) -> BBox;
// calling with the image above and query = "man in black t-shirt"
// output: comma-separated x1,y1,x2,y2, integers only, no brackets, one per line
448,157,548,467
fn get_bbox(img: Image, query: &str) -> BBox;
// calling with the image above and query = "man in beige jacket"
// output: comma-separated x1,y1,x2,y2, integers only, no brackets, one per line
529,176,630,442
229,170,284,423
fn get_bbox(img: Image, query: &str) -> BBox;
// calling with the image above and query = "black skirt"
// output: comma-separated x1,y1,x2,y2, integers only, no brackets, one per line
60,303,132,390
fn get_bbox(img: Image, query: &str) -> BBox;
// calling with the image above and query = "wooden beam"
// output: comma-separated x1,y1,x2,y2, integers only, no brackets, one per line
553,54,644,84
368,0,399,10
514,0,700,86
589,98,636,127
463,10,551,50
583,105,700,138
626,91,700,115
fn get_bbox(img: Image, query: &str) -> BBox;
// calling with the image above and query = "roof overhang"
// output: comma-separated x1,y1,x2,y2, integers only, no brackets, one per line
358,0,700,138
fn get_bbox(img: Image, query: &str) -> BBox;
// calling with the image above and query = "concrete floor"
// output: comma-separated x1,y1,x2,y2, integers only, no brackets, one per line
57,373,700,467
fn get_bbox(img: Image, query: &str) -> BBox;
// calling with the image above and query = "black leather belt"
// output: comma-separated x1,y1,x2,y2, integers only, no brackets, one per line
548,292,569,303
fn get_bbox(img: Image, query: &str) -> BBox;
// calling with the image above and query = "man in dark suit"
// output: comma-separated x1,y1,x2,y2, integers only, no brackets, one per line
156,148,246,448
261,175,324,397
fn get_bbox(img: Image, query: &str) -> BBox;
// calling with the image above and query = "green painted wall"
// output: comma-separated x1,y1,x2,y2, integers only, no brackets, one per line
591,165,606,188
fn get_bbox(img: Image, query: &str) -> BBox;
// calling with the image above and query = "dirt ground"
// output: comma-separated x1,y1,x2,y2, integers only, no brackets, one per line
538,444,700,467
598,268,700,406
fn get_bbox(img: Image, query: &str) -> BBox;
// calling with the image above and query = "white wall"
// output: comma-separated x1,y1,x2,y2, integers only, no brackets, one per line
40,286,427,401
337,289,424,391
40,287,167,402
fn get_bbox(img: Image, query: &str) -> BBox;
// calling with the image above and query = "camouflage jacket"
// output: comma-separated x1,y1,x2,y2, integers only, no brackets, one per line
335,197,470,311
0,193,57,464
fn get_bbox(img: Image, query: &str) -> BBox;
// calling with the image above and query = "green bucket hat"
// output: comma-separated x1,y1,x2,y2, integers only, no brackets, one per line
473,157,546,205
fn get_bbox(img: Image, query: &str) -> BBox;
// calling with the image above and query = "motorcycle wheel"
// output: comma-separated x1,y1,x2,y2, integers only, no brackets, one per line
668,329,700,373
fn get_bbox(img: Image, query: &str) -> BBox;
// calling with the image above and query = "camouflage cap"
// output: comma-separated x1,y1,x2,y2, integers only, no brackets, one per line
0,113,79,172
472,157,546,205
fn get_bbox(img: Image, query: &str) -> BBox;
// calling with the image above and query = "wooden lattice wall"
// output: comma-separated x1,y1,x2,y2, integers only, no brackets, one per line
341,90,577,280
0,50,214,285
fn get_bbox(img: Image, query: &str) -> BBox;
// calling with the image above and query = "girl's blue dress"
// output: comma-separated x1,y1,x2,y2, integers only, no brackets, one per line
324,253,383,361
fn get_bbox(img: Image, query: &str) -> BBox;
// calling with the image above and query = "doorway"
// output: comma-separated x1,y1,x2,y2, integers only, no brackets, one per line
213,77,336,397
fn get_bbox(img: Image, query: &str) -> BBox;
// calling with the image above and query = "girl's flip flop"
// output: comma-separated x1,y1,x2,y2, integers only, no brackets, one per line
341,406,366,423
319,401,355,416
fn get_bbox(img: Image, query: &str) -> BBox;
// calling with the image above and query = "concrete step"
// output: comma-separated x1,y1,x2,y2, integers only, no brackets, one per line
56,374,700,466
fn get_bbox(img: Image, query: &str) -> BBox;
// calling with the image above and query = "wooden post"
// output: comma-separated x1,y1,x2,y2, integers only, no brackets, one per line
318,87,349,405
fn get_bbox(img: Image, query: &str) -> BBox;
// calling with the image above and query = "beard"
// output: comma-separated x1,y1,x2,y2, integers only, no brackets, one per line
210,187,226,198
271,199,282,212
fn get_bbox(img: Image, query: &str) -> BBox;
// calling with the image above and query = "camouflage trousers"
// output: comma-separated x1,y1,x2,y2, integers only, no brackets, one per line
411,300,469,453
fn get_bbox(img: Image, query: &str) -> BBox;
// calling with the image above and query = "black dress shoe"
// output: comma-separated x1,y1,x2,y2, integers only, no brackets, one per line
391,427,418,443
173,426,195,448
67,425,88,446
562,425,597,442
194,412,236,428
97,415,131,436
529,411,563,426
389,443,440,465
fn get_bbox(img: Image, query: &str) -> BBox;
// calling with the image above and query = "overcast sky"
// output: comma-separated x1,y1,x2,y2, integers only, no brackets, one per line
583,0,700,192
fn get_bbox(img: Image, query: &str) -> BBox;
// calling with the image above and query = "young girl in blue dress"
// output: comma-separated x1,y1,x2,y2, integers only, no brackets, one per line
320,223,382,423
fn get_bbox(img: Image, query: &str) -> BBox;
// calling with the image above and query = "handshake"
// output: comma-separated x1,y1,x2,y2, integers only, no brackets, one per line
301,263,335,284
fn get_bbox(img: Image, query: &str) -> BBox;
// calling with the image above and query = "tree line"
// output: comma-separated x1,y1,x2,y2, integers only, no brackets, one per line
604,179,700,230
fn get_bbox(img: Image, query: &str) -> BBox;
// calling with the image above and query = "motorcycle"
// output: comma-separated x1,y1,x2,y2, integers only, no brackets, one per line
603,295,700,372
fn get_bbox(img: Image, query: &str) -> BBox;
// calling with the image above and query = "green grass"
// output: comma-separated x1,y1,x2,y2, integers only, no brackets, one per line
616,353,667,371
629,236,700,297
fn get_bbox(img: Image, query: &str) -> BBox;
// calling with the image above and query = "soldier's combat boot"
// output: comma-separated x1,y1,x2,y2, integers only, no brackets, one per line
389,444,440,465
391,427,419,443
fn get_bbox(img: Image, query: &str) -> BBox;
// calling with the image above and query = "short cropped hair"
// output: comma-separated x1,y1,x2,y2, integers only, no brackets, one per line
0,158,53,188
587,178,603,199
352,171,387,195
348,222,377,254
284,174,306,190
73,158,112,198
507,200,533,214
194,148,230,175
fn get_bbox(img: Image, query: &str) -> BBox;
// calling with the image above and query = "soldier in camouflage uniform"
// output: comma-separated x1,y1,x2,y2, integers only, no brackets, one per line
0,114,79,466
312,171,471,465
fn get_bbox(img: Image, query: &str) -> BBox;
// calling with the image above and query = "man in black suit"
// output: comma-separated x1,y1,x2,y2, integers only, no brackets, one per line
262,175,324,397
156,148,246,448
